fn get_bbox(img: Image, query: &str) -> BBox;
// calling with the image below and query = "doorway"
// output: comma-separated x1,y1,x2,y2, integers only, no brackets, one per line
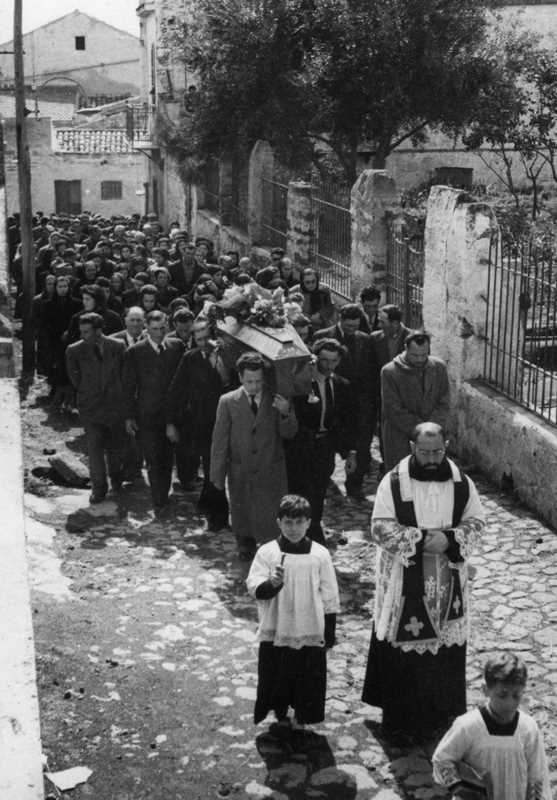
54,180,82,214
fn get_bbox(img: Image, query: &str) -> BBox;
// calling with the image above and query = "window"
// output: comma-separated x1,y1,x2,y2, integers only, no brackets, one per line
101,181,122,200
75,36,86,50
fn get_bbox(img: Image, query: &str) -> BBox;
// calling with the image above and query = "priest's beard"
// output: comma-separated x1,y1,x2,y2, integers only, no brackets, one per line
409,456,451,482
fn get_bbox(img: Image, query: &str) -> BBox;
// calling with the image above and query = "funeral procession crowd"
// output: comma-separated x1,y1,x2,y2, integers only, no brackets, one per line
8,209,552,800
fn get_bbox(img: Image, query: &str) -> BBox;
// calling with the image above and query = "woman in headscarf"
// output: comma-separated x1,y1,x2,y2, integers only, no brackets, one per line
299,268,337,329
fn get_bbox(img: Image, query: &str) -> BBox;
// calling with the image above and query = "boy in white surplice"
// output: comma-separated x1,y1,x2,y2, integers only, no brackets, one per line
246,494,340,731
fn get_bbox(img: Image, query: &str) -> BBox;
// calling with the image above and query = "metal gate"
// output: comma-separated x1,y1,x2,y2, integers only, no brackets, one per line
386,222,424,329
311,190,351,300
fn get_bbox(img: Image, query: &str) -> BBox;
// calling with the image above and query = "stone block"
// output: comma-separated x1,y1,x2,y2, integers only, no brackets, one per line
48,452,89,486
268,763,307,791
307,766,357,799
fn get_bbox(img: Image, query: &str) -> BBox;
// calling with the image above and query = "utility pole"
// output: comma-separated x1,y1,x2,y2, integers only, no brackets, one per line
14,0,35,378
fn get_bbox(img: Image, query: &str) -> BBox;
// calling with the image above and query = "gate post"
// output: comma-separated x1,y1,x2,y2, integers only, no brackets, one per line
286,181,315,272
424,186,499,384
248,140,274,244
350,170,400,298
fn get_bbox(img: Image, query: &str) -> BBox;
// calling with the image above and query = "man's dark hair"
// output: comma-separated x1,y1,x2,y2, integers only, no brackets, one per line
404,330,431,348
278,494,311,520
379,303,403,323
270,247,285,258
172,308,194,324
140,284,157,297
168,297,190,316
81,284,104,304
96,276,111,288
79,312,104,330
312,338,346,358
146,310,167,325
134,272,150,284
359,286,381,303
236,352,265,375
484,653,527,688
339,303,363,321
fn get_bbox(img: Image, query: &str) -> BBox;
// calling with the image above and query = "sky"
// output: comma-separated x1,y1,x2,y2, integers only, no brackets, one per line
0,1,139,39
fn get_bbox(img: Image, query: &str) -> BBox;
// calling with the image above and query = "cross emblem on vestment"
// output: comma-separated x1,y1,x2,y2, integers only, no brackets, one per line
404,616,424,637
452,596,462,614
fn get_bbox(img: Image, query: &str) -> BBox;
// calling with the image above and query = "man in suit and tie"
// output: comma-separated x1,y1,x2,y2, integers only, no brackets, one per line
166,318,233,531
210,352,298,560
315,303,376,500
289,339,358,542
110,306,146,482
110,306,145,349
358,286,381,333
66,312,127,504
123,310,185,516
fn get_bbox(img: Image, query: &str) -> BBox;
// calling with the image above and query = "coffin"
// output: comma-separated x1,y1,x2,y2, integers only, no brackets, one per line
217,317,313,397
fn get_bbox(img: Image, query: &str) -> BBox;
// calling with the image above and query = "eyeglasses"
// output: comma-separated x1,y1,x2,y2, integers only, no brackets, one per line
416,448,445,457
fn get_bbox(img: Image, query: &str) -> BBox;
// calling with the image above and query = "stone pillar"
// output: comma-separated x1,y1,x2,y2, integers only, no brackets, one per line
286,181,314,272
423,186,504,388
248,140,274,244
350,170,400,297
218,157,233,227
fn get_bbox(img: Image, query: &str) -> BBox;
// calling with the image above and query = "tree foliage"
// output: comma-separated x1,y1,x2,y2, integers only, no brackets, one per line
462,22,557,219
166,0,528,183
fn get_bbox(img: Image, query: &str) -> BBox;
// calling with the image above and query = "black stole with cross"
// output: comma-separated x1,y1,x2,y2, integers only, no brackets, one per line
390,464,469,646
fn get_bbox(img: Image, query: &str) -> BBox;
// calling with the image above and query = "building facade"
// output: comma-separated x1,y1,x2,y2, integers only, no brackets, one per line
3,119,144,216
0,11,141,109
136,0,193,228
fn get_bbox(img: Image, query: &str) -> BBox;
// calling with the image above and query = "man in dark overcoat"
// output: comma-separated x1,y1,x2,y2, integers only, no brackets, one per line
166,318,233,531
65,312,126,503
289,338,358,542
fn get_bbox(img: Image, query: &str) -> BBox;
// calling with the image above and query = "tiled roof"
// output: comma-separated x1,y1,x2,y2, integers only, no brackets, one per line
54,128,133,153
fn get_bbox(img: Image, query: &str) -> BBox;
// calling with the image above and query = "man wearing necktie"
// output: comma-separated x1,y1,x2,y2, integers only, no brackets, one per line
289,338,358,543
66,312,127,504
122,310,185,516
314,303,377,500
210,352,298,560
109,306,146,482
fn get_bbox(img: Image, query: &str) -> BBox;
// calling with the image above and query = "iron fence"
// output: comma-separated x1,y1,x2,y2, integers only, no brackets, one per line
386,224,424,329
483,235,557,426
261,178,288,248
311,191,352,299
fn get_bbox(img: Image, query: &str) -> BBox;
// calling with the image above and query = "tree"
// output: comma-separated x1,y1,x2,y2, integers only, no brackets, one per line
462,22,557,219
165,0,530,185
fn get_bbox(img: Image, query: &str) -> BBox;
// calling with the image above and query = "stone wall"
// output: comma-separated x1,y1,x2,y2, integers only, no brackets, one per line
424,185,557,530
3,119,144,216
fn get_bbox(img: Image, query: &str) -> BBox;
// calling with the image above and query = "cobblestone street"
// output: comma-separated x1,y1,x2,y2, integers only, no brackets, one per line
23,385,557,800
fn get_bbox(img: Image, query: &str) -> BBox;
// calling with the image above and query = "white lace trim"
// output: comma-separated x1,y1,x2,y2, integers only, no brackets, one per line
454,517,483,558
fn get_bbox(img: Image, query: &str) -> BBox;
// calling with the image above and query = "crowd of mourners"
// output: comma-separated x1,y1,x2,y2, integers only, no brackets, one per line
7,210,552,799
